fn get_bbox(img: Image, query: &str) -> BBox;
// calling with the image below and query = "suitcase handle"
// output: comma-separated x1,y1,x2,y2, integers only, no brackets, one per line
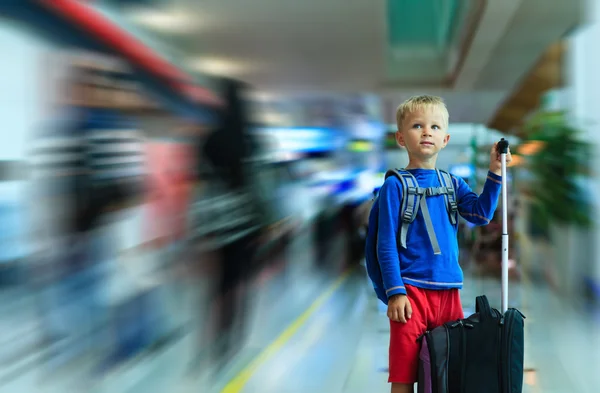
498,138,510,313
496,138,509,154
475,295,494,321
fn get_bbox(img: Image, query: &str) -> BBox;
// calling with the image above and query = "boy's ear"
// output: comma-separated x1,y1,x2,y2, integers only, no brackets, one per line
395,131,405,147
442,133,450,148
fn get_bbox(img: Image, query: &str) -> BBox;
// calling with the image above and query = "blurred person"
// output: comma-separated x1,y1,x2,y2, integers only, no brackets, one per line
29,57,147,372
366,95,511,393
472,210,502,268
472,210,519,278
28,61,110,368
192,78,273,368
83,70,163,368
144,132,198,254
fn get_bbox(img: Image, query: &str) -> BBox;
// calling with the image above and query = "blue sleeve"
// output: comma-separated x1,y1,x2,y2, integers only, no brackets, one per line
454,171,502,225
376,177,406,297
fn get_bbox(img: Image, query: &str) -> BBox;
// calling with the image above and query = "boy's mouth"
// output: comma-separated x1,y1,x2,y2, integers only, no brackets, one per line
420,141,434,146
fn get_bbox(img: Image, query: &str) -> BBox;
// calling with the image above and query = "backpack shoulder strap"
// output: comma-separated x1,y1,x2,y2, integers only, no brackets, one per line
385,168,421,250
436,169,458,225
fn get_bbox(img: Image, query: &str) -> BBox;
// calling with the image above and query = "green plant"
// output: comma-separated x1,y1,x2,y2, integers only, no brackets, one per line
520,110,592,232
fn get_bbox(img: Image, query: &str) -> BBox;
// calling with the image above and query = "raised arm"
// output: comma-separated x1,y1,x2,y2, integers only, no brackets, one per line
454,172,502,226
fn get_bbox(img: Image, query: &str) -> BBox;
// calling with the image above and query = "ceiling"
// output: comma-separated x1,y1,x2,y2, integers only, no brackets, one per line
120,0,586,125
488,41,565,135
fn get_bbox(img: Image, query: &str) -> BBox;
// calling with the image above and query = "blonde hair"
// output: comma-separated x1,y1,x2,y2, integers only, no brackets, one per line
395,95,449,130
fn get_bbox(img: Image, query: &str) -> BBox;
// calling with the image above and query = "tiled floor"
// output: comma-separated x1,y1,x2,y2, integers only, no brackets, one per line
215,266,600,393
1,235,599,392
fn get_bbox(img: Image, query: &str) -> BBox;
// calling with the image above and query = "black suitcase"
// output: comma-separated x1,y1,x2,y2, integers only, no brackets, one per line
417,295,525,393
417,139,526,393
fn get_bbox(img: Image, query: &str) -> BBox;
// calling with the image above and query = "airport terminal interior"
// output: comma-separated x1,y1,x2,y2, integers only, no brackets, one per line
0,0,599,392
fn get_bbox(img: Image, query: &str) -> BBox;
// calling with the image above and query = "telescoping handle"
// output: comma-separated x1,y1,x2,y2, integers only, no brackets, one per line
497,138,510,313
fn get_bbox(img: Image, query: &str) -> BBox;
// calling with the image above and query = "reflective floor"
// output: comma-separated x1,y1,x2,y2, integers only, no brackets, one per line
0,228,599,393
212,270,600,393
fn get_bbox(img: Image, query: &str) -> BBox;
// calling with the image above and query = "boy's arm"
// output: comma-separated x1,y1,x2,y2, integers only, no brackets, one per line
454,171,502,226
377,177,406,297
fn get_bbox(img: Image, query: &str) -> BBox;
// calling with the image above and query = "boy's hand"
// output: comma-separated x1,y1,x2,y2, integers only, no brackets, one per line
387,294,412,323
489,142,512,176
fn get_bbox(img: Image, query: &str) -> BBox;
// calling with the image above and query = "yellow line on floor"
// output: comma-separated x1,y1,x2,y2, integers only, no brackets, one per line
220,269,354,393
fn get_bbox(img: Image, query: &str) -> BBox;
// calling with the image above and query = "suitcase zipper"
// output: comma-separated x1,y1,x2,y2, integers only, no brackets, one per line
446,319,473,393
424,330,438,393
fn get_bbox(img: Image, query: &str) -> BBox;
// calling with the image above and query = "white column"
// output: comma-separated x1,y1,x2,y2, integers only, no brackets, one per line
566,0,600,294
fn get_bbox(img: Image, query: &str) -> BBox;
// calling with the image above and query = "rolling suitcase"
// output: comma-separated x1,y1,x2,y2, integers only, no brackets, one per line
417,138,526,393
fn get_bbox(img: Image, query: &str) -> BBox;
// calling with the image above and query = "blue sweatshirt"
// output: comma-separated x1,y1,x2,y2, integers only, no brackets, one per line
377,169,502,298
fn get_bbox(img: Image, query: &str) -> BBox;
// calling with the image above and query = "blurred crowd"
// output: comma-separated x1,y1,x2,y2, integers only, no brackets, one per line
0,52,362,384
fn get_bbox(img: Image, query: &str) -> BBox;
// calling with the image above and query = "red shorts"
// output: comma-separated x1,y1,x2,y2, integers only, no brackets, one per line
388,284,464,384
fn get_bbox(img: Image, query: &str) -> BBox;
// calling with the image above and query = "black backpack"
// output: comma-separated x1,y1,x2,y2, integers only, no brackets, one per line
418,295,525,393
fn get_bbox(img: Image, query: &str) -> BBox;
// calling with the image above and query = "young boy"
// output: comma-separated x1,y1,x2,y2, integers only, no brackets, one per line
378,95,511,393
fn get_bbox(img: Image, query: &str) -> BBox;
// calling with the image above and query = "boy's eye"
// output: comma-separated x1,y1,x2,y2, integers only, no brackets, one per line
412,124,441,130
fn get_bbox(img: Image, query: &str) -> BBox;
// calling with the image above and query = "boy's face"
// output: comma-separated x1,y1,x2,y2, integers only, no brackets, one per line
395,105,450,160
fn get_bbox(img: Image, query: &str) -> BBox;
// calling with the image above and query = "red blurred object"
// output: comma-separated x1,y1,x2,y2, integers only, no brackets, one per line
37,0,223,108
144,141,196,246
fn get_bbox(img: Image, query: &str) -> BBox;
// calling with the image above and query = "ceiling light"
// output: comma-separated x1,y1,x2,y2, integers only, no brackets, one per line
248,91,277,102
186,57,251,77
127,6,202,34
